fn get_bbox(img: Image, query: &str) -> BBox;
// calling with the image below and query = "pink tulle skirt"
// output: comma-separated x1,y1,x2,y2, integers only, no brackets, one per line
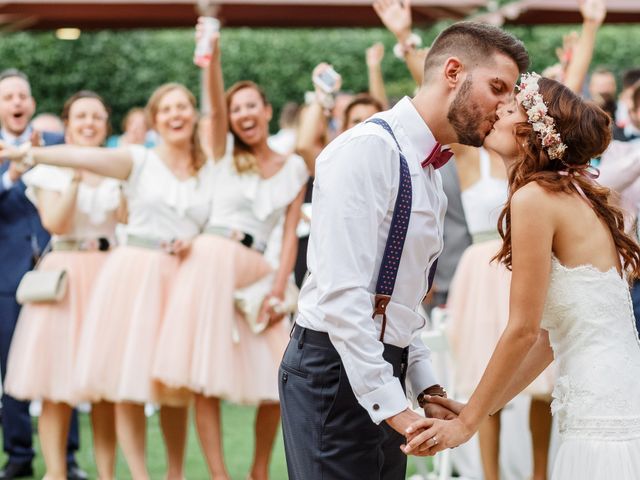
152,234,290,405
446,239,556,397
74,246,179,404
5,251,109,404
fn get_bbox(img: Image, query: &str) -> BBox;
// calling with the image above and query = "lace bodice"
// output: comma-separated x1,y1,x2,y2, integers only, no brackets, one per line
542,257,640,440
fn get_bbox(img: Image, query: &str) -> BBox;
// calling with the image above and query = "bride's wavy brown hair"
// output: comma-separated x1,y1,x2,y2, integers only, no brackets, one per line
494,77,640,279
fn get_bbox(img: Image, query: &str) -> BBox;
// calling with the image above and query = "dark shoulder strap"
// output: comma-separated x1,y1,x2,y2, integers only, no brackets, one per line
365,118,412,342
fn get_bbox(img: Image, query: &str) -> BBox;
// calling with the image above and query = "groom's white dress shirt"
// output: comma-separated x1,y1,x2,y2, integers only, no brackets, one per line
296,97,448,424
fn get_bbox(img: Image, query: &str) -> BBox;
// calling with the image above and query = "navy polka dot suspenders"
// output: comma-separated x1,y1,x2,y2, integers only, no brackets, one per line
366,118,413,342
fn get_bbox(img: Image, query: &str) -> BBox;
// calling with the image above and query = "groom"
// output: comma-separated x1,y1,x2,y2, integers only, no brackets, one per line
278,21,529,479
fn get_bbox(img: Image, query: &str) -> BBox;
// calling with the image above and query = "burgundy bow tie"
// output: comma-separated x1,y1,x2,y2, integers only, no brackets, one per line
422,142,453,169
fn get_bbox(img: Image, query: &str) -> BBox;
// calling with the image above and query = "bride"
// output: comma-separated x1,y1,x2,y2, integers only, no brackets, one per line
403,73,640,478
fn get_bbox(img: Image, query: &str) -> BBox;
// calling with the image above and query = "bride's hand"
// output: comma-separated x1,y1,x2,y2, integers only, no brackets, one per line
402,417,474,456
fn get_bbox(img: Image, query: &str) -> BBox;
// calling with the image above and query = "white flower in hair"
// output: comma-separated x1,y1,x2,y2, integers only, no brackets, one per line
516,73,568,160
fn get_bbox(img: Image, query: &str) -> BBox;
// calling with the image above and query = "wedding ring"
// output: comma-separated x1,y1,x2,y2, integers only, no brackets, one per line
432,436,438,445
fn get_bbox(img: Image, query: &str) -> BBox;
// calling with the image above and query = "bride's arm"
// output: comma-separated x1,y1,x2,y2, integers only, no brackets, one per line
489,329,554,414
403,183,556,454
456,183,554,427
427,329,553,416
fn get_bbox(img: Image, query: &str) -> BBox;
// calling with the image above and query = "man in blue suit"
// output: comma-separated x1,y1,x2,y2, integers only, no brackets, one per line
0,69,87,480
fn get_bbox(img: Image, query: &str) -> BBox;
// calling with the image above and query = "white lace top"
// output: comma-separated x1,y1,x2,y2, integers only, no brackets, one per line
124,146,212,241
207,152,309,246
24,164,121,240
542,256,640,440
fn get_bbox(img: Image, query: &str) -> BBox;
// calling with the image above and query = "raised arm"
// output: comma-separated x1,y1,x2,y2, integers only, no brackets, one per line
295,63,336,173
295,103,326,174
3,143,134,181
198,17,228,161
366,43,389,109
563,0,606,94
374,0,425,87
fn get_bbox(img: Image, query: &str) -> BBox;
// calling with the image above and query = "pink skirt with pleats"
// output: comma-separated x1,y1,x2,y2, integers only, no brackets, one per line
152,234,290,405
446,239,556,397
5,251,109,404
74,246,180,404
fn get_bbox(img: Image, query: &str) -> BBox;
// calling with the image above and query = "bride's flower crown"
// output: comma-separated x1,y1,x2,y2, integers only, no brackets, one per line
516,73,568,161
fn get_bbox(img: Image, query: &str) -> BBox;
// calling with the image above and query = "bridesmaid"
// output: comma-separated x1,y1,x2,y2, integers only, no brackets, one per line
5,91,122,480
3,83,213,480
152,23,308,480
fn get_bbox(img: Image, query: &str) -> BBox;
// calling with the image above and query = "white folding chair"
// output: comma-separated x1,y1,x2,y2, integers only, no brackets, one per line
410,305,455,480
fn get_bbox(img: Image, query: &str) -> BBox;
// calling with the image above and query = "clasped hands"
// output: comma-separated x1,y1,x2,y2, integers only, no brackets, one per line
387,396,473,457
0,133,40,182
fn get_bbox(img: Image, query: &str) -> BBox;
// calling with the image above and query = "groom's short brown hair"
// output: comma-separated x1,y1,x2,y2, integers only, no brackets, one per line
423,22,529,83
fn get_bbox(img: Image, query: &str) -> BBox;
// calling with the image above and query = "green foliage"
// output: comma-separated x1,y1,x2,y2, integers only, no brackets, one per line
1,23,639,133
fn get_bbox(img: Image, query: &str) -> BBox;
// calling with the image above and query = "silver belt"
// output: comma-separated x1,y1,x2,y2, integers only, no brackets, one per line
203,226,266,253
126,234,172,251
471,230,502,245
52,237,113,252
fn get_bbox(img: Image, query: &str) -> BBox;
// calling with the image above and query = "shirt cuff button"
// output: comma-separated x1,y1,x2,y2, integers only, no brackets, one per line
373,404,380,411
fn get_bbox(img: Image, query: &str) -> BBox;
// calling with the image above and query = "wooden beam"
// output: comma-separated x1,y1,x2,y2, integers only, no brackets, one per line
0,1,487,29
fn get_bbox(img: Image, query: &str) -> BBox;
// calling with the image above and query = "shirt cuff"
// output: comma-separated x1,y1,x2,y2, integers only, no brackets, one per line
358,377,409,425
2,171,14,190
407,359,439,408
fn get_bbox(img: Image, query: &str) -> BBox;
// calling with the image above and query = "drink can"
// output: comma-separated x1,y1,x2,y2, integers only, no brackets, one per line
194,17,220,68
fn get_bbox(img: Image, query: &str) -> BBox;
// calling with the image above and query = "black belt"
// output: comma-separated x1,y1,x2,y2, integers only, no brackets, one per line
204,226,266,253
291,324,408,369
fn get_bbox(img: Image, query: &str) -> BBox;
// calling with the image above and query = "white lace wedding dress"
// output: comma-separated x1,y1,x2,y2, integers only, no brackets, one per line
542,256,640,479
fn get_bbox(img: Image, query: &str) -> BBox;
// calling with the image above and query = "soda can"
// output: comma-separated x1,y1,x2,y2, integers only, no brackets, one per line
194,17,220,68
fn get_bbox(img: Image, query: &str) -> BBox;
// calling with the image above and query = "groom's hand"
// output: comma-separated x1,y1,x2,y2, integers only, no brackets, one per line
423,402,457,420
425,395,466,416
385,408,425,437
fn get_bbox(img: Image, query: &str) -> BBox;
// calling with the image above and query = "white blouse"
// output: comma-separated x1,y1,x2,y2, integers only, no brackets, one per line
124,146,212,241
24,164,121,240
207,152,309,246
460,147,508,236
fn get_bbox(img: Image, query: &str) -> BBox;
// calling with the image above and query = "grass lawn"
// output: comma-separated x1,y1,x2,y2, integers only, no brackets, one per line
1,402,426,479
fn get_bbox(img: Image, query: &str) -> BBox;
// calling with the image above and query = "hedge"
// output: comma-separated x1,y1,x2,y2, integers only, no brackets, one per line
1,23,639,133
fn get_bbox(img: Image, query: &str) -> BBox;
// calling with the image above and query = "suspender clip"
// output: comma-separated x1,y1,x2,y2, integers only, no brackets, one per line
373,294,392,342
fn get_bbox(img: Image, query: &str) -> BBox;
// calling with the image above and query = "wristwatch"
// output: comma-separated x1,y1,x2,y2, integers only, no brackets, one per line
417,384,447,408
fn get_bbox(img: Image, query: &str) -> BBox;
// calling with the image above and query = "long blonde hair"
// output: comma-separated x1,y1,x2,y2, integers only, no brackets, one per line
146,83,206,173
225,80,270,174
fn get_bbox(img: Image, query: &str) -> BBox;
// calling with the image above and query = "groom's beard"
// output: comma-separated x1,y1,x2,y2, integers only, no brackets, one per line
447,76,485,147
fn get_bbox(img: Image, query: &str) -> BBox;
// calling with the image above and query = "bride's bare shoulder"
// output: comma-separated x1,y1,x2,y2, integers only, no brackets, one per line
511,181,556,211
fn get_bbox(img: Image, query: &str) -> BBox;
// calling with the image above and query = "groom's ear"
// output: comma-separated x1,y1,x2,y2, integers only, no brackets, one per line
443,57,464,90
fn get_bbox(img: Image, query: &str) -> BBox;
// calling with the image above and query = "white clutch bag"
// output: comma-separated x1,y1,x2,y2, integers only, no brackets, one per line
16,270,68,305
234,273,299,336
